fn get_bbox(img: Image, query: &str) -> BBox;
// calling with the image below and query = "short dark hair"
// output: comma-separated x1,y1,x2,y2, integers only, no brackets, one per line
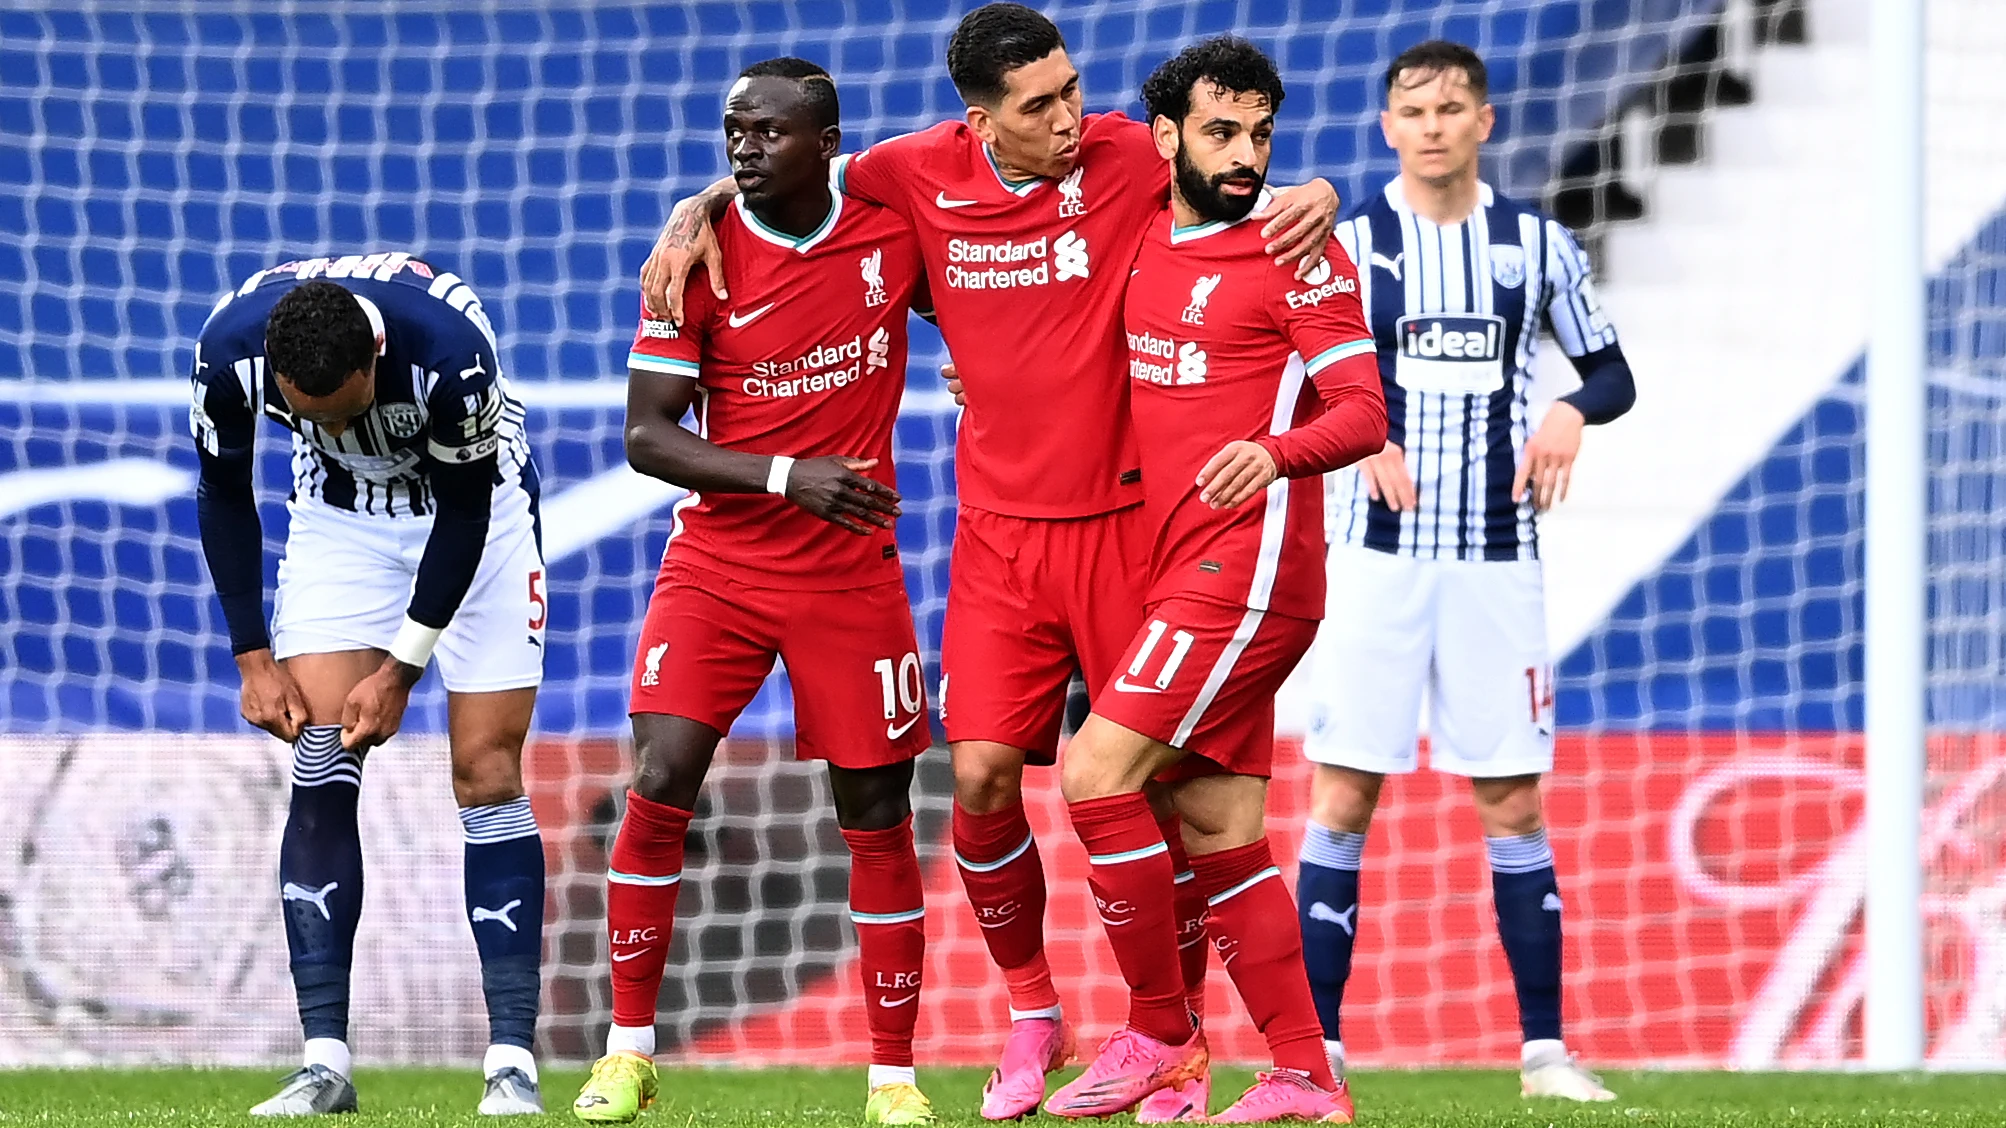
737,55,840,130
947,3,1066,107
264,280,374,397
1384,40,1488,103
1141,36,1286,126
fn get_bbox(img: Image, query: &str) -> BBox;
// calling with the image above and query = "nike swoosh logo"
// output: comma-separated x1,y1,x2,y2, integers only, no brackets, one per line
934,191,978,209
727,302,776,328
1112,677,1162,694
887,715,922,739
877,992,919,1008
610,950,649,962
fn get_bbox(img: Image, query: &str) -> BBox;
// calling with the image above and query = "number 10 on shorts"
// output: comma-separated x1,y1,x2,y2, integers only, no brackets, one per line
874,651,924,720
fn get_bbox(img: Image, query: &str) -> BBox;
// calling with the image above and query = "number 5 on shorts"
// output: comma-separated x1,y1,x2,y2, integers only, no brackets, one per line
1117,619,1194,692
528,569,547,631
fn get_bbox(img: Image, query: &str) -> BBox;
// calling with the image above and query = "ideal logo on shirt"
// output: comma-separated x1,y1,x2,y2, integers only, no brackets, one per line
1401,316,1501,362
1394,314,1508,396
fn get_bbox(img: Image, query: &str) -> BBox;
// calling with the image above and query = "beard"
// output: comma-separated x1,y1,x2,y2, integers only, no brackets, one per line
1174,142,1267,224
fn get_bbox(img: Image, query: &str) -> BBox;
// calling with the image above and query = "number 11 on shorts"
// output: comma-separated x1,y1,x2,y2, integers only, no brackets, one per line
1118,619,1194,693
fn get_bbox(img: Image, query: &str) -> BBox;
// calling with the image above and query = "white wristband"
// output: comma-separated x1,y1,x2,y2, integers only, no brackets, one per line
766,455,796,495
388,616,443,668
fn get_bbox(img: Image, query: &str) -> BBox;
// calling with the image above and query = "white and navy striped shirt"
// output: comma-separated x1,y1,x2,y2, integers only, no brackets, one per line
1330,181,1619,561
191,252,536,519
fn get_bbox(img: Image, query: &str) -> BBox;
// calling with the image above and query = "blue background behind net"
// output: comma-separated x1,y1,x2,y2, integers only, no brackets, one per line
13,2,2002,738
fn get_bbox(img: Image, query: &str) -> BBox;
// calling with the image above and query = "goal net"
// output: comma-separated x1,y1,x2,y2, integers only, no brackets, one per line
3,0,2001,1070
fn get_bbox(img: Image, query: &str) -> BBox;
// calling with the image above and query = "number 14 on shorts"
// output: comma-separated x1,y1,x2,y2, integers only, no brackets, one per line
1525,664,1555,735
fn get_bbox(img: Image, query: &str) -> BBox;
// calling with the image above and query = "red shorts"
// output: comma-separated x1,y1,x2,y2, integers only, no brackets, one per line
939,505,1148,761
629,559,929,769
1090,594,1320,780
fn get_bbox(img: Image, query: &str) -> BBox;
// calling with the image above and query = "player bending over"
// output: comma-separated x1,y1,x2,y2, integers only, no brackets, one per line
641,7,1340,1119
191,256,548,1116
569,59,936,1128
1047,38,1385,1124
1296,40,1637,1103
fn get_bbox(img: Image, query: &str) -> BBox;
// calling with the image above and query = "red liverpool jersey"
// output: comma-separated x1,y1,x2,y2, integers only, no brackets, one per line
838,112,1166,519
1123,192,1386,620
627,193,925,590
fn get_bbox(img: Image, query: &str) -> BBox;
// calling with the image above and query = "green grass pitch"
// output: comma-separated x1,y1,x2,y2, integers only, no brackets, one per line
0,1066,1997,1126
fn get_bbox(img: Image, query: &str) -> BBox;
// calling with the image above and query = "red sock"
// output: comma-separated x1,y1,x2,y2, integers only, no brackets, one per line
844,816,927,1068
607,791,692,1031
953,801,1058,1013
1192,841,1335,1087
1067,793,1192,1045
1157,811,1209,1015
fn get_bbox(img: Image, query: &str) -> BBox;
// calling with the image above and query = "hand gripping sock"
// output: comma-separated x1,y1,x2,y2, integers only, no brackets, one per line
279,725,365,1067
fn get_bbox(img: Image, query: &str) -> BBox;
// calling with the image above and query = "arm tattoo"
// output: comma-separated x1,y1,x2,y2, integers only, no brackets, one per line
667,203,705,248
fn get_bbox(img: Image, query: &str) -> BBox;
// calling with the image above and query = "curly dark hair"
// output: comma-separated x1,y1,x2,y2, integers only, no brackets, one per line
1141,36,1286,126
264,279,374,397
1384,40,1488,102
947,3,1067,107
738,55,841,130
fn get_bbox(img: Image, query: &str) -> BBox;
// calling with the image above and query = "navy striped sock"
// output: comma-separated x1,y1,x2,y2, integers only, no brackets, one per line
1297,822,1364,1043
1488,828,1563,1043
461,796,545,1053
280,725,364,1044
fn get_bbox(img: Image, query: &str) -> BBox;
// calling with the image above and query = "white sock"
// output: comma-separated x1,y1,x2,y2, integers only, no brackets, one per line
1324,1039,1346,1078
303,1037,351,1079
1522,1038,1567,1067
1007,1004,1063,1024
484,1043,537,1082
606,1023,657,1058
867,1064,917,1090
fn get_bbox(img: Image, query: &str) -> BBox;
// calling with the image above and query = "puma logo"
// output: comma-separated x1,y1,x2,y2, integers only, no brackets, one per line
472,898,523,932
282,881,339,921
1308,900,1357,937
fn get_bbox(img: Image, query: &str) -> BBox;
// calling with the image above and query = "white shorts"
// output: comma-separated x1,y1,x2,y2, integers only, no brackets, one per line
271,492,546,694
1303,544,1553,778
